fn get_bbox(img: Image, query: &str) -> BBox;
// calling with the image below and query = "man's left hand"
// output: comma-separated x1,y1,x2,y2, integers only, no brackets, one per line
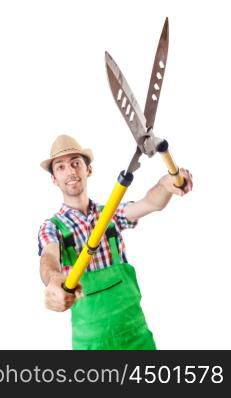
158,168,193,196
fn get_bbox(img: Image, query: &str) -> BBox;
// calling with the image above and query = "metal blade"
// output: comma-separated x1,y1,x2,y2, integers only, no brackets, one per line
144,17,169,129
126,146,142,174
105,51,148,153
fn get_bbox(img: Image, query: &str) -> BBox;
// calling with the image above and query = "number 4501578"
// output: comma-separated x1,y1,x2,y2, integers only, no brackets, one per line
129,365,223,384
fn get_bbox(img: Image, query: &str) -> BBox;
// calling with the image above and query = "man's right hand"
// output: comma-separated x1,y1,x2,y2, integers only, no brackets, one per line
45,272,83,312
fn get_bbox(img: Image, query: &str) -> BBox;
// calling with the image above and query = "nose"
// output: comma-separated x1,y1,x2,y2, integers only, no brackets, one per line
66,163,76,176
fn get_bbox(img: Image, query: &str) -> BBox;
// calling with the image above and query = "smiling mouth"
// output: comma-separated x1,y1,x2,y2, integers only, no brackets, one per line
66,179,80,186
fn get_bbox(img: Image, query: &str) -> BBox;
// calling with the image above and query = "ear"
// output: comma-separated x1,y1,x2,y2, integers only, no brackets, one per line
51,174,58,186
87,164,93,177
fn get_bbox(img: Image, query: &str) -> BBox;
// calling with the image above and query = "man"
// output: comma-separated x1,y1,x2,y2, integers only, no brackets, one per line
38,134,193,350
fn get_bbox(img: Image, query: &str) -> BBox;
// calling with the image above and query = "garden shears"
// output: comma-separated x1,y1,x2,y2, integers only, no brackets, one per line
63,17,186,292
105,17,185,187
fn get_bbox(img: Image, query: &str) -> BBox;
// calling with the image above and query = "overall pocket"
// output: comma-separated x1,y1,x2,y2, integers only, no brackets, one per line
85,280,123,296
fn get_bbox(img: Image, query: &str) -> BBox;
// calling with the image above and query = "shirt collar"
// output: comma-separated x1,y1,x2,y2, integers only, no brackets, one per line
59,198,97,217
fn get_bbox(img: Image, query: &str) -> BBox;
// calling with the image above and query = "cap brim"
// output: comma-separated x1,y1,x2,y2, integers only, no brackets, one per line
40,148,94,172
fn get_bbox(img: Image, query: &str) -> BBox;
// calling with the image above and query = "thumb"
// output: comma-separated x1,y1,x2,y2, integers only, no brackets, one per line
74,282,84,299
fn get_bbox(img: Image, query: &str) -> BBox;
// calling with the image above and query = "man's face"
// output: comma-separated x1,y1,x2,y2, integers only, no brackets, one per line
51,154,92,197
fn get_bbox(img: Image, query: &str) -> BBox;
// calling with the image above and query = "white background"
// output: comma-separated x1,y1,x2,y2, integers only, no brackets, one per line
0,0,230,349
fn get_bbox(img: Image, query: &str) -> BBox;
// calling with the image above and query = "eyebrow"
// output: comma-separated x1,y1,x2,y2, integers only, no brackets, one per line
53,156,82,166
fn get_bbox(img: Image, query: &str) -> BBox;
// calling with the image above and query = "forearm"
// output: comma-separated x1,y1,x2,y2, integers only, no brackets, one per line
40,252,62,286
125,169,192,221
125,181,172,221
145,181,172,211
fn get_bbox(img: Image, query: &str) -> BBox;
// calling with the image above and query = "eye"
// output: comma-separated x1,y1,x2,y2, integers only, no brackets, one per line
72,160,80,168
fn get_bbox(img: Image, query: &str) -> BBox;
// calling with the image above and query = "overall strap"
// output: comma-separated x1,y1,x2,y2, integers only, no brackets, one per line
99,206,121,265
50,206,122,268
105,224,121,265
50,216,77,266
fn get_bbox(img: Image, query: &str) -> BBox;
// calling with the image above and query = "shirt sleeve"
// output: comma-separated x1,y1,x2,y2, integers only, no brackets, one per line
38,219,60,256
113,201,138,231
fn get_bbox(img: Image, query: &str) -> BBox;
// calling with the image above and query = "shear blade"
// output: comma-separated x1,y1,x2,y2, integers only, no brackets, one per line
105,51,148,153
144,17,169,129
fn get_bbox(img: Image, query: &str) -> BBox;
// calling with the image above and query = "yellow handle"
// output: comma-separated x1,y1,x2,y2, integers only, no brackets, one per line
64,178,129,290
160,150,185,188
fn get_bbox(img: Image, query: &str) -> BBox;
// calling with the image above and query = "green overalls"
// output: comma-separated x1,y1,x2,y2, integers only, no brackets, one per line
50,214,156,350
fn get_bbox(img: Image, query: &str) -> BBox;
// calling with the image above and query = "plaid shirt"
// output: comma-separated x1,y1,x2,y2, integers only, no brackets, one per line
38,199,138,275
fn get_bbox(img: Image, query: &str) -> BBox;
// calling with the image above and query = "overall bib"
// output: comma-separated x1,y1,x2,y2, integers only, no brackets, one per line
51,216,156,350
